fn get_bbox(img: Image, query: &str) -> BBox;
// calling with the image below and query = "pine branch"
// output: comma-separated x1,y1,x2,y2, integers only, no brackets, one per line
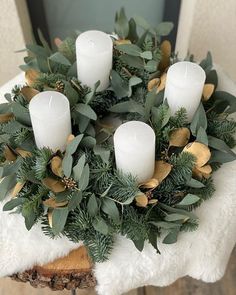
34,148,53,180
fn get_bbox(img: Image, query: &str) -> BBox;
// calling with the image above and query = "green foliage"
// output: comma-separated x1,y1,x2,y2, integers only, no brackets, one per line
0,8,235,263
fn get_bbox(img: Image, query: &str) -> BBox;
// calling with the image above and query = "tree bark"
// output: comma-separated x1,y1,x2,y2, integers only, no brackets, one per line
10,246,96,290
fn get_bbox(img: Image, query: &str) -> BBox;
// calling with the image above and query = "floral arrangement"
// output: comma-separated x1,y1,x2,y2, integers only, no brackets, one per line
0,9,235,262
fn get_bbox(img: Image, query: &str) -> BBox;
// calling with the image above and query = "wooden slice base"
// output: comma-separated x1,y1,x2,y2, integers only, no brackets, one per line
10,246,96,290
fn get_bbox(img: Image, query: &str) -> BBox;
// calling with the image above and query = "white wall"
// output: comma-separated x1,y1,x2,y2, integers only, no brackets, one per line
0,0,32,86
176,0,236,81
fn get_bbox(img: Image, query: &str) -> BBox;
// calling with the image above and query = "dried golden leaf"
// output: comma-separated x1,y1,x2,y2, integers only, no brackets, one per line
153,160,172,183
12,182,25,198
157,73,167,92
25,69,40,87
139,178,159,189
67,134,75,144
4,146,17,161
21,86,39,102
15,148,32,158
51,156,63,177
48,210,53,228
0,113,14,123
159,40,171,72
194,164,212,179
202,84,215,101
169,128,190,147
43,197,68,208
54,37,63,47
183,142,211,167
135,193,148,207
114,39,131,45
148,78,160,92
148,199,158,205
42,177,66,193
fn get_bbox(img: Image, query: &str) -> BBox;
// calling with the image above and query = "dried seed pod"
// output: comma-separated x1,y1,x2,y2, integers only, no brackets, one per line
183,142,211,167
4,145,17,161
169,128,190,147
15,148,32,158
12,182,25,198
148,199,158,205
202,84,215,101
21,86,40,102
153,160,172,183
194,164,212,179
148,78,160,92
67,134,75,144
114,39,131,45
43,198,68,208
159,40,171,72
139,178,159,189
25,69,40,87
135,193,148,207
0,113,14,123
42,178,66,193
157,73,167,92
51,156,63,177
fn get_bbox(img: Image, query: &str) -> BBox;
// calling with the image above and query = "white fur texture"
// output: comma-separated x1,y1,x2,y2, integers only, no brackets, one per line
0,69,235,295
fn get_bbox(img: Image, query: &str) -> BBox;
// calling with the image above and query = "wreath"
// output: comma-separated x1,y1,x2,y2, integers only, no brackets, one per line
0,9,236,262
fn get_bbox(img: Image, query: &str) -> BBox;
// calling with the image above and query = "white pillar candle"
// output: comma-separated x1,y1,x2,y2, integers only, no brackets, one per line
164,61,206,122
76,30,113,91
114,121,156,183
29,91,72,152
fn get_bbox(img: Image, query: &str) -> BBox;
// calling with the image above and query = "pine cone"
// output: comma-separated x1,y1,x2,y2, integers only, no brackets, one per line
90,90,118,117
55,81,65,92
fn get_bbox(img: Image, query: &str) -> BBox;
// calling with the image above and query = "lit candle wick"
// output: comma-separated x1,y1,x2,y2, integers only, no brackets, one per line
49,96,53,109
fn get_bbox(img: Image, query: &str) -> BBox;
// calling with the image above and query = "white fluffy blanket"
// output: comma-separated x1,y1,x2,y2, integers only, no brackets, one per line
0,69,236,295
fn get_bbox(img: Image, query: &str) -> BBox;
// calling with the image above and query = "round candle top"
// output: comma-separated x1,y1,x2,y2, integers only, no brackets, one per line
114,121,155,152
167,61,206,88
29,91,70,121
76,30,113,56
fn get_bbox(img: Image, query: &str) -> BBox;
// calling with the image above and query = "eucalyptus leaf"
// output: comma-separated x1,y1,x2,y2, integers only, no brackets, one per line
199,51,213,74
73,112,90,133
210,150,236,163
110,70,129,99
3,197,26,211
85,81,100,104
102,198,120,223
128,76,142,97
68,191,83,211
116,44,142,56
87,194,98,217
159,203,198,220
0,174,17,201
92,217,109,235
176,194,200,207
62,153,73,178
120,55,144,70
0,103,11,114
165,213,188,222
132,238,145,252
127,18,139,43
52,207,69,234
208,136,236,156
145,89,159,120
73,154,86,181
155,22,174,36
75,103,97,120
115,8,129,39
163,229,179,244
190,103,207,136
26,44,49,57
4,93,12,103
49,52,71,66
37,29,52,55
93,145,110,164
80,136,96,148
110,100,145,116
64,82,79,106
150,221,181,229
66,134,84,155
144,60,158,72
196,126,208,145
11,103,31,126
213,91,236,114
140,51,152,60
186,178,205,188
79,164,90,191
